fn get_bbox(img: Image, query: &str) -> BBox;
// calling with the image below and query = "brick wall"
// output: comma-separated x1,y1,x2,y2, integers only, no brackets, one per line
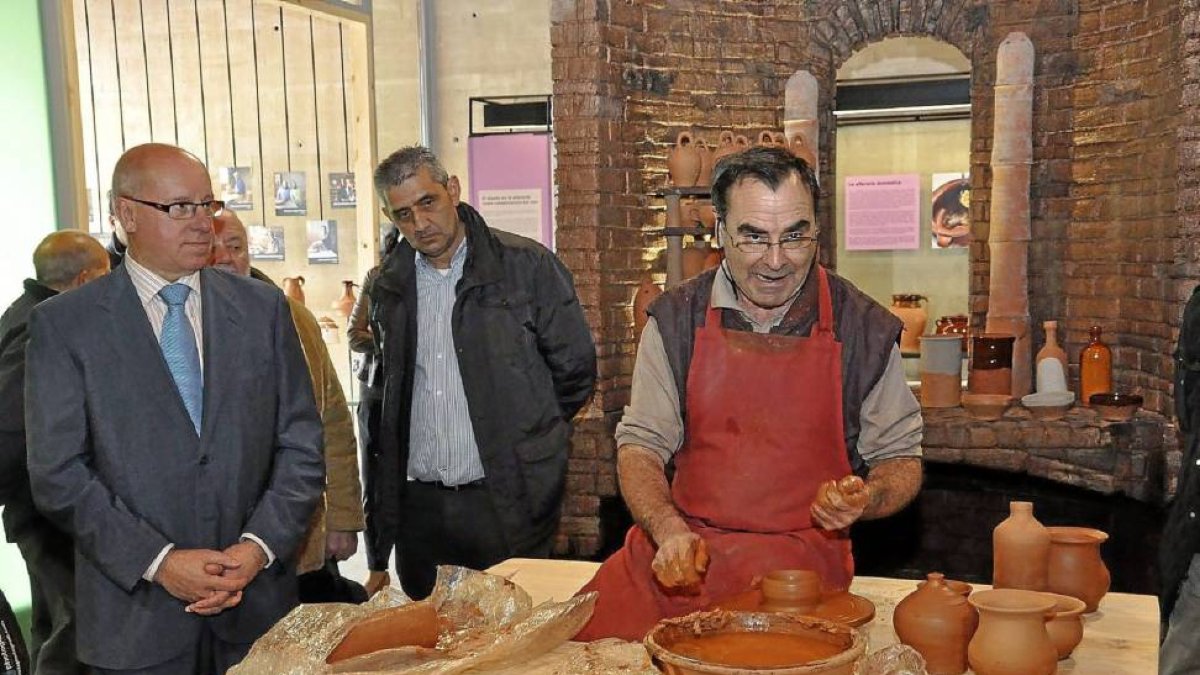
552,0,1190,555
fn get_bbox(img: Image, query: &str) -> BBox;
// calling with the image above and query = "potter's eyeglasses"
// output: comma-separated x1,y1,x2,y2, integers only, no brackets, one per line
121,196,226,220
721,221,819,254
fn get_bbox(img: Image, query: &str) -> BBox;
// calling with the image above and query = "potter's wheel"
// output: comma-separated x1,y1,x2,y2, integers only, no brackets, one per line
713,589,876,627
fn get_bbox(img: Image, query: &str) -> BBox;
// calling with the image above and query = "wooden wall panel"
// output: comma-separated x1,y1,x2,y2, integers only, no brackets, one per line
112,0,153,147
74,0,102,228
84,0,125,207
195,0,234,169
224,0,262,217
141,0,179,145
166,0,208,164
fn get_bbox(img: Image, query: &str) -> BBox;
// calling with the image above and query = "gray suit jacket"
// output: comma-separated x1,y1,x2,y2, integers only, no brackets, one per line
25,265,325,670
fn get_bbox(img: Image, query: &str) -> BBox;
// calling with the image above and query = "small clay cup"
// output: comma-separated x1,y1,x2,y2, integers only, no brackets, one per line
1041,592,1086,660
761,569,822,614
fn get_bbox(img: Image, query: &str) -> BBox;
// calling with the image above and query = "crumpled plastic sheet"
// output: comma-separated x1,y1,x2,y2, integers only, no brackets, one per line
855,644,928,675
229,566,598,674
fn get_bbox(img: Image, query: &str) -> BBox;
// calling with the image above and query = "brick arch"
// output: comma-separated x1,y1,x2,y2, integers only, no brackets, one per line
808,0,981,72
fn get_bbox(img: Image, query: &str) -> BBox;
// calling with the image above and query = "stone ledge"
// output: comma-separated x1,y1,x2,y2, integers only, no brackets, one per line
921,405,1169,502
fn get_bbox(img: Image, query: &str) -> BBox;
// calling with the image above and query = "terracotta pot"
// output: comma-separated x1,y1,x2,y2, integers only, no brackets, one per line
333,280,357,320
969,333,1015,396
633,277,663,338
760,569,822,614
695,138,714,187
894,573,976,675
1035,320,1069,393
1040,592,1086,660
967,589,1058,675
711,130,739,166
757,130,778,147
889,294,928,356
282,276,306,306
668,131,702,187
1046,526,1111,612
935,314,970,351
919,335,963,409
993,501,1050,591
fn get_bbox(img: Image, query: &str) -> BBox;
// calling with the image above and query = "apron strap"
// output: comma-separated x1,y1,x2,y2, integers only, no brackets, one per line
814,265,834,335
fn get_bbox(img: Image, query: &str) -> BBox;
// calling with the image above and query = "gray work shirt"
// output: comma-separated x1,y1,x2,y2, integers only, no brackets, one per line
616,270,923,465
408,240,487,485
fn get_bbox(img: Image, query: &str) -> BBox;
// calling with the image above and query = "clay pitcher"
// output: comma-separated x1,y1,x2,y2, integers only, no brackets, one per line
333,280,357,319
894,573,977,675
667,131,701,187
967,589,1058,675
993,501,1050,591
695,137,714,187
1046,526,1111,612
889,294,928,356
283,276,306,306
712,130,739,166
632,277,662,337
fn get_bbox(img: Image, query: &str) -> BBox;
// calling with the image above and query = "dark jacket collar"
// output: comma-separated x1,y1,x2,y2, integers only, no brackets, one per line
374,203,503,296
22,278,59,303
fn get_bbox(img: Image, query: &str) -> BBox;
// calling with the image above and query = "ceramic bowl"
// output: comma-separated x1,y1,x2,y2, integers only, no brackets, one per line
1088,392,1142,422
1040,592,1087,660
1021,391,1075,421
961,394,1012,421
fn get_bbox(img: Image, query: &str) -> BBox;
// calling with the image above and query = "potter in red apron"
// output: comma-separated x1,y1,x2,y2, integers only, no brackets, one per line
575,266,854,641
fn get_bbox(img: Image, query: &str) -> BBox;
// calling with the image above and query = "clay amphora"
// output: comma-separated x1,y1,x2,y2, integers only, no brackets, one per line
282,276,306,306
711,130,739,166
967,589,1058,675
969,333,1015,396
1046,526,1111,612
756,130,777,147
667,131,701,187
993,501,1050,591
1080,324,1113,406
919,335,963,409
759,569,822,613
889,294,928,356
789,135,817,168
771,131,788,146
894,573,976,675
1035,320,1069,393
632,277,662,337
333,280,357,319
695,137,714,187
1041,592,1086,660
682,240,714,280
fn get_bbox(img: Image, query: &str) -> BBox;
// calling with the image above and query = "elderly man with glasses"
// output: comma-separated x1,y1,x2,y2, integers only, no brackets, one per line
576,146,924,641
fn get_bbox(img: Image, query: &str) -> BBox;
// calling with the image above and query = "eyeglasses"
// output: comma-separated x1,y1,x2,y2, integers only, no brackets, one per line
723,222,819,254
121,195,225,220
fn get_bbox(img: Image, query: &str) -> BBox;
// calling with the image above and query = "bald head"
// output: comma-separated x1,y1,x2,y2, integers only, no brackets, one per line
33,231,110,291
211,211,250,277
111,143,206,203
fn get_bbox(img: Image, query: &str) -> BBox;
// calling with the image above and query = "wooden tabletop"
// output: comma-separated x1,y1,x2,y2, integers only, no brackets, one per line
485,558,1159,674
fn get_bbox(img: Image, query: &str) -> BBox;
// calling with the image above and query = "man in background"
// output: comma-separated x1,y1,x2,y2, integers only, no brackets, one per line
0,231,109,674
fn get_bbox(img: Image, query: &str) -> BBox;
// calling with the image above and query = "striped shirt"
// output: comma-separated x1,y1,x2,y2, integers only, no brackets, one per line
407,241,486,485
124,254,204,374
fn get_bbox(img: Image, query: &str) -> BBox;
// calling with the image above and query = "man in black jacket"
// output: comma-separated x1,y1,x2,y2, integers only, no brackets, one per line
365,146,597,599
0,231,110,675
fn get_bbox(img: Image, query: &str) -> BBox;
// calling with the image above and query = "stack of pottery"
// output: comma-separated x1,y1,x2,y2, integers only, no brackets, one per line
993,502,1111,612
969,333,1016,395
667,132,703,187
889,294,928,356
893,573,977,675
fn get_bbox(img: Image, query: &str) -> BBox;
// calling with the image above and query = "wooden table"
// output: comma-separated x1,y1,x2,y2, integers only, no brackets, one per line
487,558,1159,673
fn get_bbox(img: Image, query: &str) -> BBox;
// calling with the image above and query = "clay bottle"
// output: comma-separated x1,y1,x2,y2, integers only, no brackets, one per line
1035,320,1069,393
894,573,976,675
282,276,306,306
1079,325,1113,406
993,501,1050,591
667,131,701,187
1046,526,1111,612
333,280,357,320
967,589,1058,675
632,277,662,338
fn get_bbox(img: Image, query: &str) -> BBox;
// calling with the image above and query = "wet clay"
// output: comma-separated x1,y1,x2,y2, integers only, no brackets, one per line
326,601,440,664
670,631,842,667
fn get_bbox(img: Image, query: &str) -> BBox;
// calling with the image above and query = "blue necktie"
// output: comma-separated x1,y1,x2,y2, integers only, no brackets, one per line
158,283,203,434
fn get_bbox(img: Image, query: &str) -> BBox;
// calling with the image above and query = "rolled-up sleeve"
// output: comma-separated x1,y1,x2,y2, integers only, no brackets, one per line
615,317,684,464
857,345,924,465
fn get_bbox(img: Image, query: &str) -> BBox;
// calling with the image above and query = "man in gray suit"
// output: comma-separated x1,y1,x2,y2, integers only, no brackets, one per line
25,143,325,674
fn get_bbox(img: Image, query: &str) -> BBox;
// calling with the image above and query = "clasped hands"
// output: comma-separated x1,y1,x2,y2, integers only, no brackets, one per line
810,475,871,530
154,541,267,616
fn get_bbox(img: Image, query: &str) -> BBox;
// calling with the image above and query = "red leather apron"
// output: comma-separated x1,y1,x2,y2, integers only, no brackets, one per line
575,266,853,642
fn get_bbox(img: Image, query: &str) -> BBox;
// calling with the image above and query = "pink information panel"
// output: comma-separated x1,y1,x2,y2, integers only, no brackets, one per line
467,132,554,248
843,174,921,251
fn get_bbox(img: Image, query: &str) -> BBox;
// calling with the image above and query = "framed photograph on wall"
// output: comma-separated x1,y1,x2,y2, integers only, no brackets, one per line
274,171,307,216
329,172,356,209
931,172,971,249
306,219,339,264
219,166,253,211
248,224,285,261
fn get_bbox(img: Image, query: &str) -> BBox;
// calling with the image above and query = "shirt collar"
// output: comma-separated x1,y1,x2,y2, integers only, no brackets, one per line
709,263,806,333
414,236,469,274
125,253,202,306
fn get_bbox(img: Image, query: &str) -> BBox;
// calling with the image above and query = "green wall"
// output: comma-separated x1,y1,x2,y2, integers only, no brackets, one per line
0,0,56,640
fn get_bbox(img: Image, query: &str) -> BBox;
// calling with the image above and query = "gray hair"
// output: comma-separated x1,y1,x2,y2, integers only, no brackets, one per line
711,146,821,222
33,231,107,290
373,146,449,198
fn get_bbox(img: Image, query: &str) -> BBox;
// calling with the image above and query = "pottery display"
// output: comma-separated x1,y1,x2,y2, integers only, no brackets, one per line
893,573,977,675
1080,325,1113,406
993,501,1050,591
695,138,714,187
967,589,1058,675
919,335,963,409
960,394,1011,421
333,280,357,320
668,131,702,187
889,294,928,356
1035,320,1069,393
645,610,866,675
282,276,306,305
1020,391,1075,421
1088,392,1141,422
1046,526,1111,612
633,277,663,337
1040,592,1087,660
969,333,1015,396
936,315,970,351
757,130,778,147
711,130,739,166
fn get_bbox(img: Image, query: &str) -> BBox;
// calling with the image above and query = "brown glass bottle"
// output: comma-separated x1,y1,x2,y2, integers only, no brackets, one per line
1079,325,1112,406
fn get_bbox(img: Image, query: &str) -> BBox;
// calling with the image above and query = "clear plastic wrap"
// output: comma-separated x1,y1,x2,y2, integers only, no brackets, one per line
855,644,928,675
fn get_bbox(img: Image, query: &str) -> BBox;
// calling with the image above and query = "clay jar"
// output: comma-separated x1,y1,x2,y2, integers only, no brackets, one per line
993,501,1050,591
711,130,739,166
889,294,928,356
695,138,714,187
282,276,306,306
969,333,1015,396
919,335,963,409
760,569,822,614
967,589,1058,675
333,280,357,320
1040,592,1086,660
1046,526,1111,612
667,131,702,187
893,573,977,675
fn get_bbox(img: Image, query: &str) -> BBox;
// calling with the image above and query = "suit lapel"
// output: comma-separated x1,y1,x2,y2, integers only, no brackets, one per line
101,266,195,431
198,269,244,445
